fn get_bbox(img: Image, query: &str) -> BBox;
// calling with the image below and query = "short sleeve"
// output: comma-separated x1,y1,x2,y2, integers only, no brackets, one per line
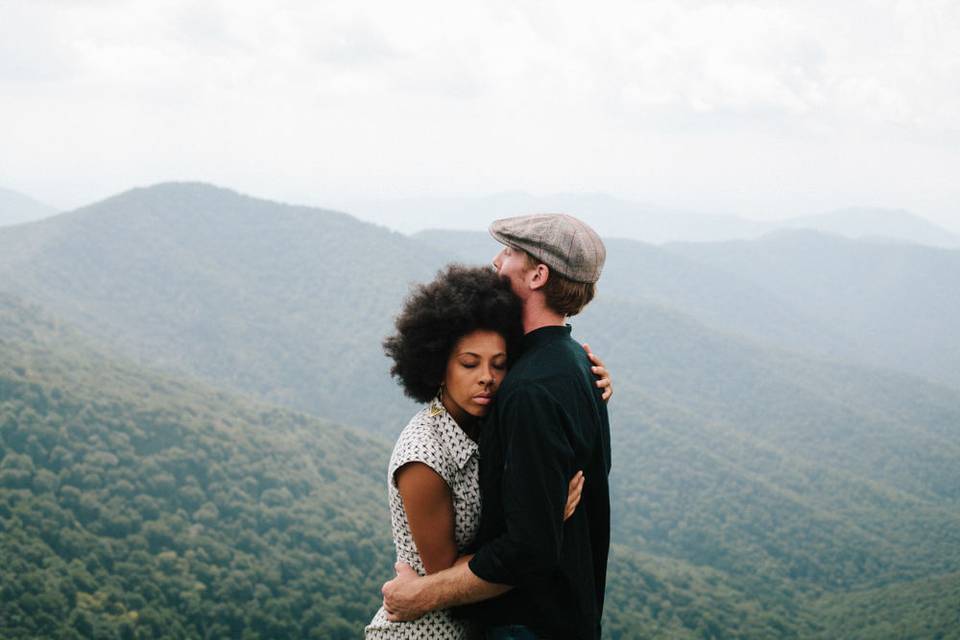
388,419,454,489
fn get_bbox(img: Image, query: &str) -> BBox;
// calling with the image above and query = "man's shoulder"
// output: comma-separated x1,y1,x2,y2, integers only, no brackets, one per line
507,337,588,386
497,376,554,406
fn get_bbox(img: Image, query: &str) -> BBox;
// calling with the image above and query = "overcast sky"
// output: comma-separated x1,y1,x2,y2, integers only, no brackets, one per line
2,0,958,230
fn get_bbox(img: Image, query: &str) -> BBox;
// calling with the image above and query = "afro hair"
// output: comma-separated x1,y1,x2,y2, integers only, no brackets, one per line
383,264,523,403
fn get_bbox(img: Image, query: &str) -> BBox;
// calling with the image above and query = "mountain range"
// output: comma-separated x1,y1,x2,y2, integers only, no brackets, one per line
336,191,960,247
2,182,959,638
416,228,960,390
0,187,57,228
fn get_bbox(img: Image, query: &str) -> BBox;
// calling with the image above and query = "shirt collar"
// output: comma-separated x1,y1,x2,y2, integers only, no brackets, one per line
428,400,479,470
521,323,572,353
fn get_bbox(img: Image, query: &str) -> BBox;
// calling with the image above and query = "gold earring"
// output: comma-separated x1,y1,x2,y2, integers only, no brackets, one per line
430,384,444,416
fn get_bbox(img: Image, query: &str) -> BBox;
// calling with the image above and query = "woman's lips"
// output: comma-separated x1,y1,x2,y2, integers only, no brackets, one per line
473,394,493,405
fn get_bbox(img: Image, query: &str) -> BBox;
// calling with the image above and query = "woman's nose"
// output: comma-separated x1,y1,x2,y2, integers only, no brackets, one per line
479,365,494,384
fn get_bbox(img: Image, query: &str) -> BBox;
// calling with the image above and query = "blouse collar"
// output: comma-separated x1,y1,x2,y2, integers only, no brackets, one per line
429,399,479,470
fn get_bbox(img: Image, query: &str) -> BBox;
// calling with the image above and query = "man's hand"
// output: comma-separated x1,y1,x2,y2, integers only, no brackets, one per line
382,562,429,622
382,559,511,618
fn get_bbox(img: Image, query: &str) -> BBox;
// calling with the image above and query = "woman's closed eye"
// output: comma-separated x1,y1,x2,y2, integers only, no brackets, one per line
457,351,507,371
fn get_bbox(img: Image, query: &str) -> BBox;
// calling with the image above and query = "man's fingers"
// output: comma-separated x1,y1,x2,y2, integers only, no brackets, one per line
385,603,415,623
395,562,417,578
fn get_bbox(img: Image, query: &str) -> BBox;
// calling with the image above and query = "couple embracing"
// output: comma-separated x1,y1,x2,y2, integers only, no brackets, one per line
366,214,612,640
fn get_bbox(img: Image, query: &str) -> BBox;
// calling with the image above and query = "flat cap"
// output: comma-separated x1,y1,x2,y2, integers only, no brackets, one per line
490,213,606,283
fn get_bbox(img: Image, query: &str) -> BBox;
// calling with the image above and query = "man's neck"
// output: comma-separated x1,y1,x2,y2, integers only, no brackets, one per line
521,299,566,334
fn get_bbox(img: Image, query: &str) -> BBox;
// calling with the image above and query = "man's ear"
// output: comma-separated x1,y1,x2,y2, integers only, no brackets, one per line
529,263,550,291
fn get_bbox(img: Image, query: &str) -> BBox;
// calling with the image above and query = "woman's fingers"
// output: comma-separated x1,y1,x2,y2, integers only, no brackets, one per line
584,346,604,367
592,365,613,401
583,345,614,401
592,366,609,384
564,471,585,521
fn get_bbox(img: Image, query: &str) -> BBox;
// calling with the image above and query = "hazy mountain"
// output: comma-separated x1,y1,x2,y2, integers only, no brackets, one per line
341,192,958,248
0,290,395,638
4,182,960,637
0,182,456,435
416,229,959,385
0,186,57,227
664,230,960,389
416,229,849,356
780,207,960,248
339,192,768,242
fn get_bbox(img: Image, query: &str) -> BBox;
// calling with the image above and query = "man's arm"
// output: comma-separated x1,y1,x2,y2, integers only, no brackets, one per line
383,464,584,622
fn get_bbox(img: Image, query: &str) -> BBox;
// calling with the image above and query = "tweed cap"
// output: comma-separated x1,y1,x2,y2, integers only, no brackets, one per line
489,213,606,283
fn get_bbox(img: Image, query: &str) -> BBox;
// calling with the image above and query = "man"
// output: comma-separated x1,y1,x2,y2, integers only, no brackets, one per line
382,213,611,639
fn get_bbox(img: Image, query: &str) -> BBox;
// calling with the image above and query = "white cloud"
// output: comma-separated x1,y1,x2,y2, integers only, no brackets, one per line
0,0,958,229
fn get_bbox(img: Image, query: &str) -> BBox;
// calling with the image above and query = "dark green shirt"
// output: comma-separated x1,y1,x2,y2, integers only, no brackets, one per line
466,325,611,639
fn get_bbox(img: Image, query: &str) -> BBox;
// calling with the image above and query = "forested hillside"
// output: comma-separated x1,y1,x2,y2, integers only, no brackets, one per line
0,293,829,639
2,183,960,638
0,293,393,638
0,183,449,435
666,231,960,388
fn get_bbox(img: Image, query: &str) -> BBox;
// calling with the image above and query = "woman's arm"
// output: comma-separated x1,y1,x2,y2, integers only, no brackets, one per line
395,462,457,575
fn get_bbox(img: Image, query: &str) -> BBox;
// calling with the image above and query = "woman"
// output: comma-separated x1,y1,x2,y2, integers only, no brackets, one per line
365,265,611,639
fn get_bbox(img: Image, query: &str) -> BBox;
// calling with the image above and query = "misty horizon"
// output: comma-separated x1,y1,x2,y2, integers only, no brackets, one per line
2,1,958,232
3,180,959,248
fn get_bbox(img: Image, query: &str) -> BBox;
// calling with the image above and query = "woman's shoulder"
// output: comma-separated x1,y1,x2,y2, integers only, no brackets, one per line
389,407,450,471
393,406,439,446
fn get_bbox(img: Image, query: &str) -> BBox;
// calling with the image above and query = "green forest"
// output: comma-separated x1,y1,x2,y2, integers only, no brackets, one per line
0,296,394,638
2,183,960,638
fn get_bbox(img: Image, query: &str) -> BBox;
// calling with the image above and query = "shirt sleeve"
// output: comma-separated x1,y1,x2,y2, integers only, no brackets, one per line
388,420,453,489
469,382,575,585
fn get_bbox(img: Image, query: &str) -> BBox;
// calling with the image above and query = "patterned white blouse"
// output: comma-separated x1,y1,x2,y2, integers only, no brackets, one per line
365,401,482,639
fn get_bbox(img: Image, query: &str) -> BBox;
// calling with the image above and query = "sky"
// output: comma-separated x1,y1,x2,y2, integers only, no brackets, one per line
2,0,959,231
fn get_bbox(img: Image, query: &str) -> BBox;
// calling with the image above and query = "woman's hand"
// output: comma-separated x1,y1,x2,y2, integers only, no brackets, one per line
583,343,613,402
564,471,585,521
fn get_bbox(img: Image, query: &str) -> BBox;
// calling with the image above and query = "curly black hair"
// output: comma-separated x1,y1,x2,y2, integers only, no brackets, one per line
384,264,524,403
